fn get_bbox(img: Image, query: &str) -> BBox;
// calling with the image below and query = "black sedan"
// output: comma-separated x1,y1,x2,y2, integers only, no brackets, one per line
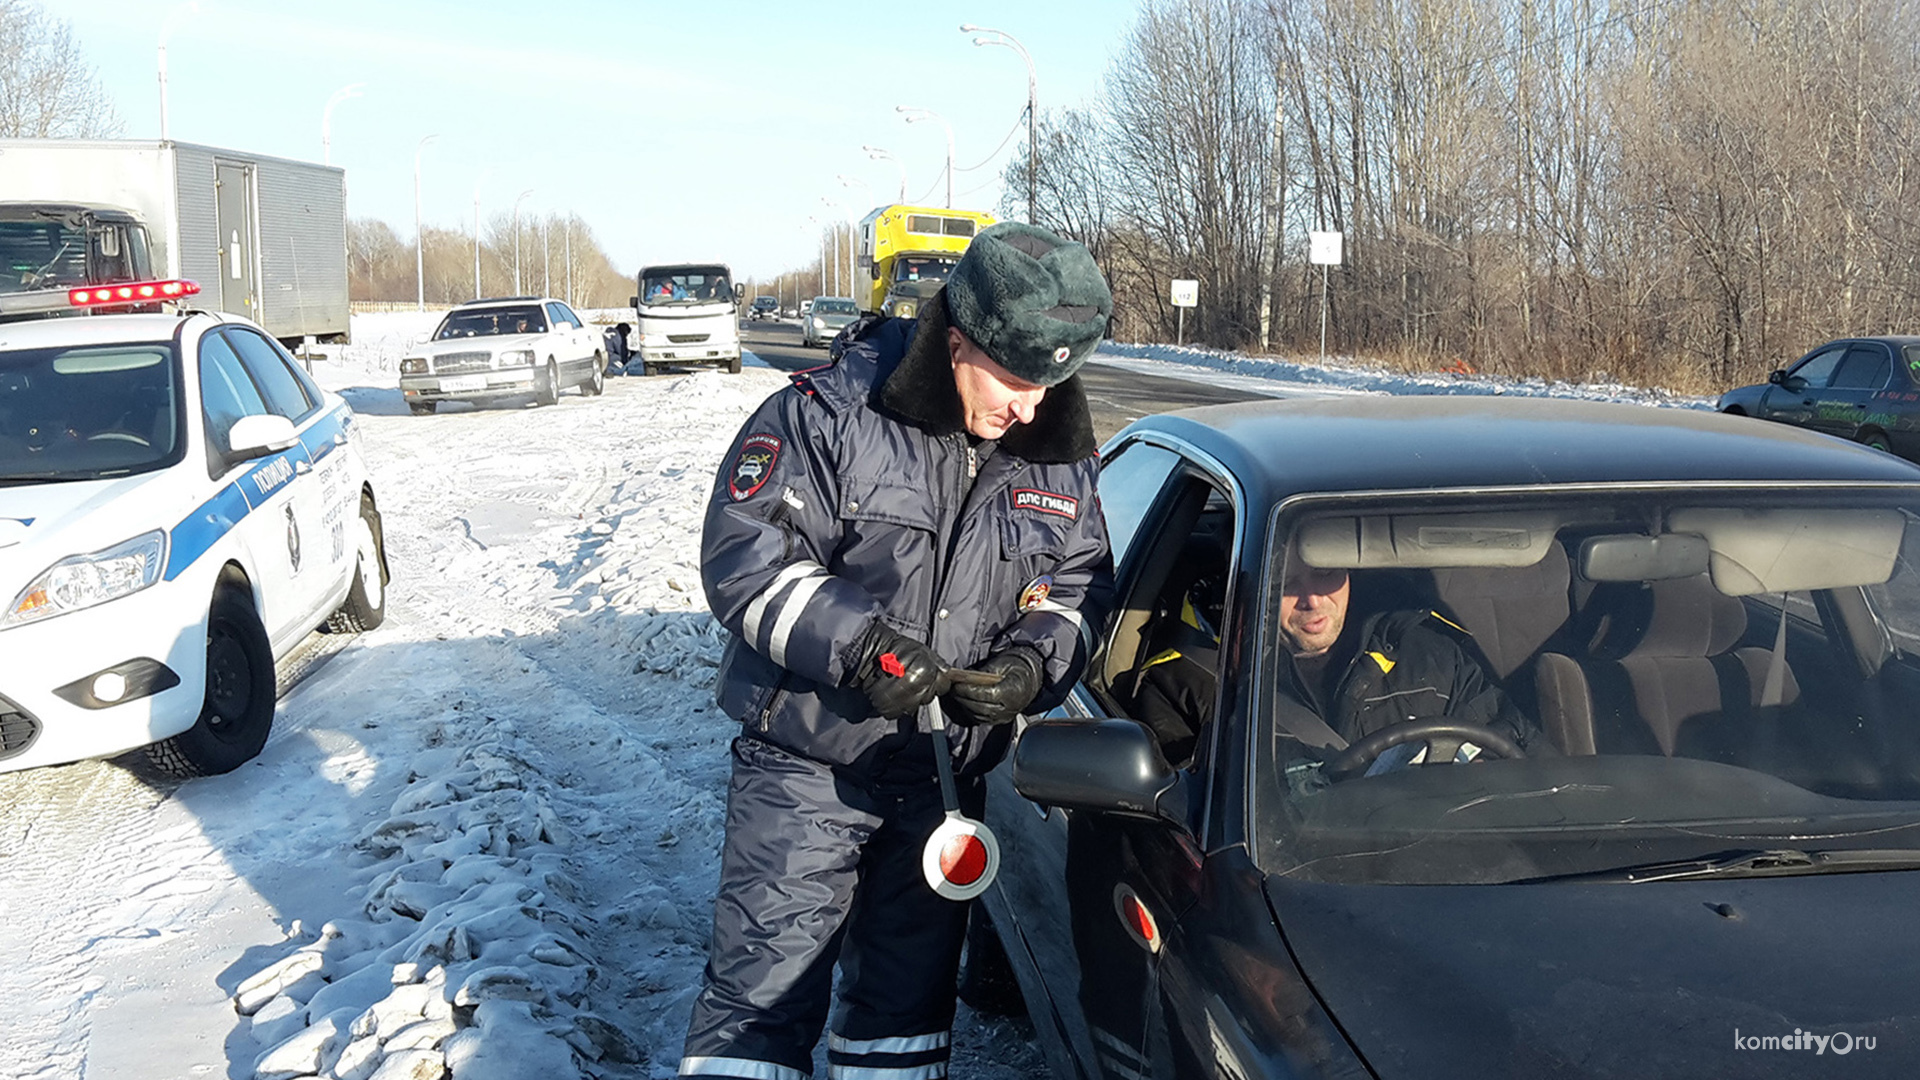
1718,336,1920,457
977,395,1920,1079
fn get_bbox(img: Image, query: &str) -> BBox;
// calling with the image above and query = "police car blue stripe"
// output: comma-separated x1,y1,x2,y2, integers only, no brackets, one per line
299,407,348,464
163,418,334,581
165,482,252,581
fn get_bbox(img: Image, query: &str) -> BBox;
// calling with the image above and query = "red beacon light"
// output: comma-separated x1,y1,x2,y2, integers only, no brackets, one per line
67,279,200,307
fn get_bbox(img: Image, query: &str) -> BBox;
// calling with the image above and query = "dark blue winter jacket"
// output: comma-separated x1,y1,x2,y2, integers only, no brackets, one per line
701,298,1114,777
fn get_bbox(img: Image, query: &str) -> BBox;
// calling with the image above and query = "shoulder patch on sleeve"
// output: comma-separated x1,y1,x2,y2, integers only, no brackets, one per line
728,433,782,501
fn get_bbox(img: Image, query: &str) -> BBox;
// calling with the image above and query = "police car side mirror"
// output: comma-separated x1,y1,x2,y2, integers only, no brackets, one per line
1012,719,1193,831
628,295,639,308
226,414,299,463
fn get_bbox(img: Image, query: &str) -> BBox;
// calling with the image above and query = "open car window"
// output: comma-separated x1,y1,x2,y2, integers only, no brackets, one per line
1255,487,1920,885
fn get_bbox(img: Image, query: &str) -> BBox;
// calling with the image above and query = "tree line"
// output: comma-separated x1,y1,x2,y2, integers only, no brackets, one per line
1001,0,1920,392
348,214,633,311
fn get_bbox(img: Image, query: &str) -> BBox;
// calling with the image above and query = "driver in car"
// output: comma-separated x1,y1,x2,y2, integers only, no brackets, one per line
1280,561,1549,773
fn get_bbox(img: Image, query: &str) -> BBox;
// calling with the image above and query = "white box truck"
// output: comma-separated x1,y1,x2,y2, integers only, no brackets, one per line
0,139,349,343
629,262,744,374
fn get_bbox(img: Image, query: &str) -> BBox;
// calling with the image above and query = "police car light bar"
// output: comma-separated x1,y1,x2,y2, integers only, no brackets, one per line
68,280,200,307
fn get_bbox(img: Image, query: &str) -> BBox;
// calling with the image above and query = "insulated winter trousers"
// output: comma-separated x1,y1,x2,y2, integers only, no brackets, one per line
679,734,979,1080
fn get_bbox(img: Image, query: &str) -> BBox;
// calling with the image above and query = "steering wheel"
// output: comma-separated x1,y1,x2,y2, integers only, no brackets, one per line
1326,720,1525,780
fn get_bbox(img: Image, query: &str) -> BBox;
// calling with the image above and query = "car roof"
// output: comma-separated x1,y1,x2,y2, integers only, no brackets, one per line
454,297,554,309
1124,395,1920,507
0,310,218,348
1816,336,1920,348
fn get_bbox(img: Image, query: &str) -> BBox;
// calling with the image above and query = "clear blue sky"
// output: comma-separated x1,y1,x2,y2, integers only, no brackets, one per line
52,0,1129,280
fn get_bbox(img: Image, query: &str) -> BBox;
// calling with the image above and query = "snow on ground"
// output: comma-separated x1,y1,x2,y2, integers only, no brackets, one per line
0,312,1700,1080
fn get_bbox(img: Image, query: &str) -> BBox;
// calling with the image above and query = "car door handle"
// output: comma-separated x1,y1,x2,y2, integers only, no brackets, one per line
295,460,313,475
334,433,348,445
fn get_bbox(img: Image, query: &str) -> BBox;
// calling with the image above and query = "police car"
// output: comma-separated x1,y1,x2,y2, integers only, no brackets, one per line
0,281,387,776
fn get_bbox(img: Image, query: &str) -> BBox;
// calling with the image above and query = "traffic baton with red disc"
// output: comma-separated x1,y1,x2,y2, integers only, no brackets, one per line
919,694,1000,901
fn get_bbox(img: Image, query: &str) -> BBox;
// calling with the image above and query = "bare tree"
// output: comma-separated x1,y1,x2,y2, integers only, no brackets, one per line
0,0,120,138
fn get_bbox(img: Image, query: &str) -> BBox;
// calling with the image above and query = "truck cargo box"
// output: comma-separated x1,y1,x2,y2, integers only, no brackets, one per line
0,139,349,342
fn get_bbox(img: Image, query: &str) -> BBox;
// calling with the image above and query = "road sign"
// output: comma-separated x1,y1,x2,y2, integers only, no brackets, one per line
1310,231,1343,266
1170,279,1199,308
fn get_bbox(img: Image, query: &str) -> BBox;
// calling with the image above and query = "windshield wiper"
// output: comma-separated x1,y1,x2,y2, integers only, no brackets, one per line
1530,847,1920,884
0,472,89,485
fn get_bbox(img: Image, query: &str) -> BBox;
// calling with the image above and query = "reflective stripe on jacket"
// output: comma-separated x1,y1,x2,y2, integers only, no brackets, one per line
701,300,1114,777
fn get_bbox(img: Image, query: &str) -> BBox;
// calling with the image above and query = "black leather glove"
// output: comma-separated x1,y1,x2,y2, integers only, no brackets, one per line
944,646,1045,727
852,623,950,719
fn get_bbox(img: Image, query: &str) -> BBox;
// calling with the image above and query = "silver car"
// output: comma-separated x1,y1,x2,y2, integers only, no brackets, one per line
802,296,860,349
398,297,606,415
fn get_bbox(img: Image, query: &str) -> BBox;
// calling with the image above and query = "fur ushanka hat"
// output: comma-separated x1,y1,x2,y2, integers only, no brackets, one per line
943,222,1112,387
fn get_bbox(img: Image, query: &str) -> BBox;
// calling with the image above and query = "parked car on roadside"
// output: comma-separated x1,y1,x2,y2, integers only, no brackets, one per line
0,285,387,776
1718,336,1920,458
802,296,859,348
979,394,1920,1079
398,297,605,415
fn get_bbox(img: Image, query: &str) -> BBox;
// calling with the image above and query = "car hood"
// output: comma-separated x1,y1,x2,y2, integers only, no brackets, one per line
417,333,547,354
0,471,182,584
1267,872,1919,1078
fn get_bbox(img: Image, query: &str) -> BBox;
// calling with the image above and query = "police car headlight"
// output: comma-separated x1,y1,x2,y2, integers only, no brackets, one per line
399,357,427,375
4,530,167,629
497,349,535,367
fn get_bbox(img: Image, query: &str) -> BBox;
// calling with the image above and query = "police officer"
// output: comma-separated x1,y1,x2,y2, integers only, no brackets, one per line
681,223,1115,1080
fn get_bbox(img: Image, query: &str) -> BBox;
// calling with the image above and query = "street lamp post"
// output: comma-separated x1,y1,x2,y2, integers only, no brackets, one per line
821,197,847,297
961,24,1037,223
512,189,534,294
805,216,827,299
472,168,492,300
321,82,364,167
414,134,438,312
896,106,955,208
542,217,551,298
157,1,200,141
862,145,908,203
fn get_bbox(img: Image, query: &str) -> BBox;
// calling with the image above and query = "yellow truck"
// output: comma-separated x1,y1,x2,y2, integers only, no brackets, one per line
854,204,998,318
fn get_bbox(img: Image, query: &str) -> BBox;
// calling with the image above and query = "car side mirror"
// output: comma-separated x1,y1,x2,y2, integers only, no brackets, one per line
628,295,639,308
1768,369,1786,385
1012,719,1192,829
733,283,745,299
226,414,298,463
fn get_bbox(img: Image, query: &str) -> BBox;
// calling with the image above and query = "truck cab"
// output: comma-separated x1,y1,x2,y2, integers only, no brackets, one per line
629,263,745,375
855,204,997,319
0,203,155,322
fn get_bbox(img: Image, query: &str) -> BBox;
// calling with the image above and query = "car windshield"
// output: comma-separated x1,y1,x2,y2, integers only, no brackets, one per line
815,299,858,317
1254,487,1920,886
893,257,957,284
753,297,777,309
0,341,181,482
640,268,731,307
434,306,546,339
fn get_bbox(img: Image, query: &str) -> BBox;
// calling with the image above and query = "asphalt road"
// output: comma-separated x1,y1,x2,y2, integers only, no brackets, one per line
741,317,1266,444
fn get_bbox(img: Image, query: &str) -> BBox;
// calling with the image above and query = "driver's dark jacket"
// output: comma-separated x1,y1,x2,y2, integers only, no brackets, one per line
1293,609,1538,751
702,300,1114,778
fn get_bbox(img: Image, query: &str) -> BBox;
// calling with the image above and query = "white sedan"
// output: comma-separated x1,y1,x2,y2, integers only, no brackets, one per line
397,297,606,414
0,290,387,776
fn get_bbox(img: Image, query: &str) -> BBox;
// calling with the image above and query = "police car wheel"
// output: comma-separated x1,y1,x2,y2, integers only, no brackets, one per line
536,360,560,406
727,355,742,375
409,401,436,416
147,587,275,777
587,355,606,396
327,496,387,633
